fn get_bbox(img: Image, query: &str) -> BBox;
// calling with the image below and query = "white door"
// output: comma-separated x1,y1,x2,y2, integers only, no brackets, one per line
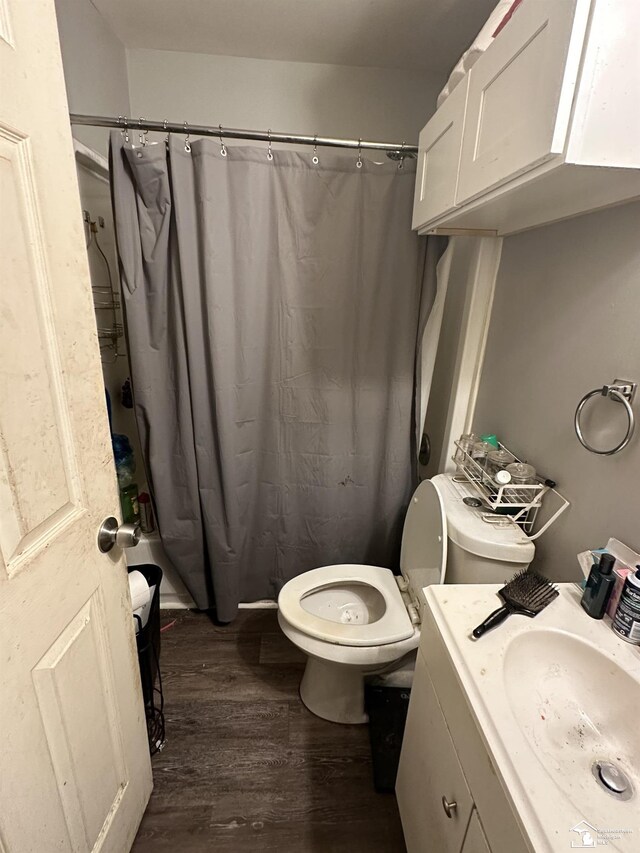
0,0,152,850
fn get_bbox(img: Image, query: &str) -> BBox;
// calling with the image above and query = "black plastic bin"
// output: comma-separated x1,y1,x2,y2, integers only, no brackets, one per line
364,683,411,792
128,563,165,754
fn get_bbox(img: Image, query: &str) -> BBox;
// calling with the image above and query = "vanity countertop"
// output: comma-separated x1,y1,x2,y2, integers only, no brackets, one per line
424,583,640,853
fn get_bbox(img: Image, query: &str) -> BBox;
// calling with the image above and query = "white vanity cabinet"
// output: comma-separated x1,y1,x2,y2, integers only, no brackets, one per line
413,0,640,235
396,613,531,853
396,649,473,853
461,812,491,853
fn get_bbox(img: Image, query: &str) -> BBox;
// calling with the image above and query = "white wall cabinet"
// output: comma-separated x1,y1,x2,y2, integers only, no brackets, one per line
413,0,640,235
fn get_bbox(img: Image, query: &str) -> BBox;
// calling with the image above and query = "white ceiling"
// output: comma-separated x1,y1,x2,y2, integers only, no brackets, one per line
90,0,496,74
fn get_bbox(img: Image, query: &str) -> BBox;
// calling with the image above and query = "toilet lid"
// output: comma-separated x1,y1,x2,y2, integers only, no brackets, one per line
400,478,447,585
277,565,415,647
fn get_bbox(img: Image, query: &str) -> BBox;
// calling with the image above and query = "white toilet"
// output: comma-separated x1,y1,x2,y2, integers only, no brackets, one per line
278,473,535,723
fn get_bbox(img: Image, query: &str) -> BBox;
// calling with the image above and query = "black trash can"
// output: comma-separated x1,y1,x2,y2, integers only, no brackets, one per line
364,683,411,793
128,563,165,754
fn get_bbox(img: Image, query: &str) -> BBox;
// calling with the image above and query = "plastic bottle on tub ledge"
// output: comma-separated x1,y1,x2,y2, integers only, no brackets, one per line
112,433,140,525
138,492,155,534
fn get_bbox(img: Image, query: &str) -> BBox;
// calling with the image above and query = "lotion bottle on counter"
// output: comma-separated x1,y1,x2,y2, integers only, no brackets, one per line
612,566,640,644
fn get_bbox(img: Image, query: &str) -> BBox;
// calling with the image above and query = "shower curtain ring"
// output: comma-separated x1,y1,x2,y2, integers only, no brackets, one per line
218,124,227,157
267,128,273,161
163,119,169,143
184,121,191,153
119,115,129,143
312,135,319,165
398,142,405,170
356,138,363,169
138,119,148,147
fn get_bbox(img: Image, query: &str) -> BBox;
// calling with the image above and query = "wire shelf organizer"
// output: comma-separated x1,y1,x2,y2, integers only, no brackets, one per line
452,440,569,541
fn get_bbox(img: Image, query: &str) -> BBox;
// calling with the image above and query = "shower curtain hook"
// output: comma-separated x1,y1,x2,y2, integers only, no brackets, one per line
138,119,148,147
312,135,319,165
183,121,192,153
218,124,227,157
119,115,129,143
398,142,405,170
267,128,273,161
163,119,169,144
356,138,363,169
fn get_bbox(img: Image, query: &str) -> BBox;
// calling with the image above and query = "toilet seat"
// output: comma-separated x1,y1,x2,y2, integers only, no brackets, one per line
278,565,415,647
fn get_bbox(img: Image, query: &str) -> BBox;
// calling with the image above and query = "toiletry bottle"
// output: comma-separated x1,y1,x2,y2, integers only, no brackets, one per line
138,492,155,534
612,566,640,644
581,553,616,619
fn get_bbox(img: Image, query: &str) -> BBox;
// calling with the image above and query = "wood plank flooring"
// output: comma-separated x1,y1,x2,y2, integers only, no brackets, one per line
132,609,407,853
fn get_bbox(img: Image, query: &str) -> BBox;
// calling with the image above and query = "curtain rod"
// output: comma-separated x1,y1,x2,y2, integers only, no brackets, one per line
69,114,418,156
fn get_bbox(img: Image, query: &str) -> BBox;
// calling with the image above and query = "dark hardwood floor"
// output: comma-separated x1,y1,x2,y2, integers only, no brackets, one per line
132,608,407,853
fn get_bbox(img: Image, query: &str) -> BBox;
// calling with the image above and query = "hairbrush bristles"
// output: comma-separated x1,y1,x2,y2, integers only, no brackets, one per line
472,568,559,639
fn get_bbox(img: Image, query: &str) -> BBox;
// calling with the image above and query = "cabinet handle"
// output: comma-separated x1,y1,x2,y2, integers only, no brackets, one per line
442,796,457,819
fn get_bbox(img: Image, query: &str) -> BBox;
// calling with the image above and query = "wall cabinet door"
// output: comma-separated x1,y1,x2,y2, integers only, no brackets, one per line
412,76,469,231
462,810,492,853
396,650,473,853
456,0,590,205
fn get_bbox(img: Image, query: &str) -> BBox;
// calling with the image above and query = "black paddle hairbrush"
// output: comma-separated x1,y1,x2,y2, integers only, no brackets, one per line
471,568,559,639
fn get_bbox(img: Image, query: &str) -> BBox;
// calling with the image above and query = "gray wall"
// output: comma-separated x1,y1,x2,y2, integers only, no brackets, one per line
126,48,440,145
54,0,130,154
473,201,640,580
54,1,439,155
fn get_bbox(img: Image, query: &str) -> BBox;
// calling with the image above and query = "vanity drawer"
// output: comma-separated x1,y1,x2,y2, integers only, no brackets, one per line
396,649,473,853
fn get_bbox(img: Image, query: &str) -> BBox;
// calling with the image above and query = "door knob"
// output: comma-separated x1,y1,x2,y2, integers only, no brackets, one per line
441,796,457,819
98,516,141,553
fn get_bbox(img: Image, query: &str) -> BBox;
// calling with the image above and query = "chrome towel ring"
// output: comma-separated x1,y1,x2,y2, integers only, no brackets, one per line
574,379,637,455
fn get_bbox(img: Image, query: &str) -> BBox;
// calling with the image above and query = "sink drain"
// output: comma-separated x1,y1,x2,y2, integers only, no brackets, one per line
592,761,634,800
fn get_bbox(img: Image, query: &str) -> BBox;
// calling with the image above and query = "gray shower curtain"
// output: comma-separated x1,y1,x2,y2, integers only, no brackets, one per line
110,132,439,621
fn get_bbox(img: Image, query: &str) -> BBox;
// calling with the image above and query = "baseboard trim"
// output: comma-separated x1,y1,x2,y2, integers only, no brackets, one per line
160,597,278,611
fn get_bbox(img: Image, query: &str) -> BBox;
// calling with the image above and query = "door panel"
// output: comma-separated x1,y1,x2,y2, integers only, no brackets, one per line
396,650,473,853
33,594,128,850
0,0,152,850
412,77,469,230
0,126,83,572
461,810,491,853
456,0,589,204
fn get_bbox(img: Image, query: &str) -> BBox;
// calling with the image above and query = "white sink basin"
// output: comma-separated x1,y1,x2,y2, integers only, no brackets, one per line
424,584,640,853
504,629,640,809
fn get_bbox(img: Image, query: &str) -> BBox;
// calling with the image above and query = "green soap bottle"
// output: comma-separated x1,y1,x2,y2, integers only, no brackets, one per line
120,483,140,524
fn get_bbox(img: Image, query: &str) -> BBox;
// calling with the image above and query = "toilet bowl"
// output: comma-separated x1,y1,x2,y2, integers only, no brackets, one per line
278,474,535,724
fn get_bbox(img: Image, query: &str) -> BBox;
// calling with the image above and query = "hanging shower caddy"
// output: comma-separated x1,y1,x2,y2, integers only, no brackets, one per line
84,209,125,364
452,440,569,541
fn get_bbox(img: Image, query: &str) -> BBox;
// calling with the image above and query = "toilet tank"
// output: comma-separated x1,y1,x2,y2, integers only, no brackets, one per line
432,474,535,585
